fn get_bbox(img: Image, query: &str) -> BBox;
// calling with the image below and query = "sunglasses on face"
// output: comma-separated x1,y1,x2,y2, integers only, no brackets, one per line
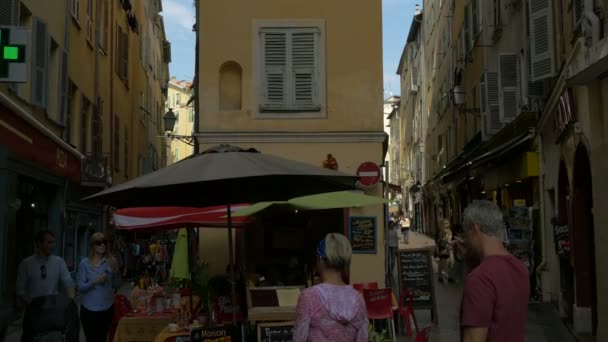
94,240,107,246
40,265,46,279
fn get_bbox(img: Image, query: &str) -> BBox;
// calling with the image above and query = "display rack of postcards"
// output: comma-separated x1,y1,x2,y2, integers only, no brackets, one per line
506,206,536,272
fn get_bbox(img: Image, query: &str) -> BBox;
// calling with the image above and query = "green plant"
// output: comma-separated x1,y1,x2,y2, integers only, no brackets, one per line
368,321,391,342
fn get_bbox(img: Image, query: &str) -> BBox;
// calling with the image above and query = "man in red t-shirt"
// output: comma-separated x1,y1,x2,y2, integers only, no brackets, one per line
460,200,530,342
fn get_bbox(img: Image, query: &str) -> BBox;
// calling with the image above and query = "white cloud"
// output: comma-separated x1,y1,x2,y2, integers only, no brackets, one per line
162,0,195,32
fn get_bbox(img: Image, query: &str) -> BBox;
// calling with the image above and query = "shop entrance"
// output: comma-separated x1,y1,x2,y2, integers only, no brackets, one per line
571,145,597,335
557,161,574,324
244,208,344,286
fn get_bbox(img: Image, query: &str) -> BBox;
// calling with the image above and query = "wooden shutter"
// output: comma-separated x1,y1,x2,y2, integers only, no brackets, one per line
573,0,584,26
291,30,319,110
529,0,555,81
92,97,102,156
121,30,129,81
261,31,287,110
472,0,479,40
115,26,121,75
0,0,20,26
464,3,471,52
31,17,50,109
71,0,80,21
58,50,69,125
484,72,501,136
124,127,128,177
114,114,120,170
80,96,89,153
498,54,520,123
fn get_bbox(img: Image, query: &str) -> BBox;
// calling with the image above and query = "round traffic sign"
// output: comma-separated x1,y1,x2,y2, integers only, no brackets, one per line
357,162,381,187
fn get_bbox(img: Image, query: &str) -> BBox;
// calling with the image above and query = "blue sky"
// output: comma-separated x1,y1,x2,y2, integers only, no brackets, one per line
162,0,416,97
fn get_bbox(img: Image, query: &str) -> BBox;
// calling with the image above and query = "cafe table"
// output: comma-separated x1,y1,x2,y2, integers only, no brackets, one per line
112,311,177,342
154,326,190,342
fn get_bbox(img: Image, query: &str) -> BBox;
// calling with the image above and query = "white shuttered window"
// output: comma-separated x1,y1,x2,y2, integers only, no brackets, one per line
529,0,555,81
498,54,521,123
31,17,50,109
482,72,501,137
260,28,321,112
0,0,20,26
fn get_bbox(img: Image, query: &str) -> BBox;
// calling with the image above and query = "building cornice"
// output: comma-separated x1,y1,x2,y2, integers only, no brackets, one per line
194,131,387,144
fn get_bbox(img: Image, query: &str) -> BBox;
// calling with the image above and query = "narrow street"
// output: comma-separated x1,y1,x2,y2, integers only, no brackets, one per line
392,232,576,341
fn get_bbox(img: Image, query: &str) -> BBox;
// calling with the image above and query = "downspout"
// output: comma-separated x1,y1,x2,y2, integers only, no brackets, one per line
535,133,548,300
192,0,200,155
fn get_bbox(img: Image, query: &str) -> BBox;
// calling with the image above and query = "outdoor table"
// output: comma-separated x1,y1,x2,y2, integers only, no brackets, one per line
113,311,176,342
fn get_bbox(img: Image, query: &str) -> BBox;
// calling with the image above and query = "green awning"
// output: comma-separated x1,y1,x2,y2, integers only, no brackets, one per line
230,191,388,217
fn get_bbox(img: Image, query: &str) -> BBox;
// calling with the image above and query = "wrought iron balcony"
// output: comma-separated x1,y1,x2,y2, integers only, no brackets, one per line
82,154,111,187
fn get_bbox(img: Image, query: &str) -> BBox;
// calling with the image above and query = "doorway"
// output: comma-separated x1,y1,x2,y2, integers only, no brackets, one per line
557,161,574,324
571,145,597,336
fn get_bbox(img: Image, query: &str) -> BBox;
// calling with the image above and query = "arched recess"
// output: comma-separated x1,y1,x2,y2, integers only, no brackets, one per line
219,61,242,111
557,160,574,324
571,144,597,335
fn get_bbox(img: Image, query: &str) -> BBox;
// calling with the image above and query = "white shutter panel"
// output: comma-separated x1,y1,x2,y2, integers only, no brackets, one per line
31,17,50,109
573,0,584,26
261,31,287,110
0,0,20,26
485,72,501,135
499,54,520,123
472,0,479,39
291,30,319,111
58,50,69,125
529,0,555,81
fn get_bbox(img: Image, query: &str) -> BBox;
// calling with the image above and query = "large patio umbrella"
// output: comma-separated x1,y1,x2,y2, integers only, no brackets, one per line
85,145,360,323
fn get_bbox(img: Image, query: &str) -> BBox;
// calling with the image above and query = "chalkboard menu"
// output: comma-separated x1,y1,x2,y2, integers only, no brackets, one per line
398,248,436,319
257,322,295,342
349,216,377,254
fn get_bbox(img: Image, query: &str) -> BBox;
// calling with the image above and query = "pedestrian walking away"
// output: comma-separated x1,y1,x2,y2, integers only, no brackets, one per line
294,233,368,342
77,232,121,342
460,200,530,342
436,219,453,283
16,230,77,342
387,218,399,273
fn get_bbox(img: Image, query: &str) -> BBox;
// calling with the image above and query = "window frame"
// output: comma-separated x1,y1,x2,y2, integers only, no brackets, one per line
253,19,326,119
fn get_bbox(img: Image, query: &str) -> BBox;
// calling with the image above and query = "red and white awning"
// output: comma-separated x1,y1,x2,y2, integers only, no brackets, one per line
112,204,252,231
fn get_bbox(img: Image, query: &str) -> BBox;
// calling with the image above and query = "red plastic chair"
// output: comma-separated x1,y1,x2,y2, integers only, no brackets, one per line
109,294,133,341
414,326,431,342
398,288,419,337
353,282,379,294
362,288,397,342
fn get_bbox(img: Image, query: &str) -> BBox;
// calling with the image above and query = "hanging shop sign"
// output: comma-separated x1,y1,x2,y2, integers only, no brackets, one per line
553,224,571,257
554,88,577,142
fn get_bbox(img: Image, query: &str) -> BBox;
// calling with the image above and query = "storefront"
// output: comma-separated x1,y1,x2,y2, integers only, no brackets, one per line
0,98,83,304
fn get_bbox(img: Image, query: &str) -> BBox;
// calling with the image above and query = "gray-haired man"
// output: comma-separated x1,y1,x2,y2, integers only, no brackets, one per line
460,200,529,342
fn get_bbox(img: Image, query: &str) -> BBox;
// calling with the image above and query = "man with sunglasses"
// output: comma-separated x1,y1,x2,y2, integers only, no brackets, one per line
16,230,75,341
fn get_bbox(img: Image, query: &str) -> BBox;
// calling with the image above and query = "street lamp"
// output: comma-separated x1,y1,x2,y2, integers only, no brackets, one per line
163,108,196,146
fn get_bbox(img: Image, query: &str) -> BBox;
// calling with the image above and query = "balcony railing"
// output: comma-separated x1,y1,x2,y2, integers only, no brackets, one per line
82,154,111,186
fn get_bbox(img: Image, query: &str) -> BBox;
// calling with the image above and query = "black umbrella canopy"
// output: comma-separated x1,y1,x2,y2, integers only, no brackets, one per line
85,145,359,208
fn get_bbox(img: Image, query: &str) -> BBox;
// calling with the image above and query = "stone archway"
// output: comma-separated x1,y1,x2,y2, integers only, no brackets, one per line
571,144,597,335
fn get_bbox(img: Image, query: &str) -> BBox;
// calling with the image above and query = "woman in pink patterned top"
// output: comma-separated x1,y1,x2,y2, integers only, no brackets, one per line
294,233,368,342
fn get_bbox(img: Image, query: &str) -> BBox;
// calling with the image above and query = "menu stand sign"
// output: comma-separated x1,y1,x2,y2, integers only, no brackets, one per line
257,322,295,342
397,248,438,324
349,216,377,254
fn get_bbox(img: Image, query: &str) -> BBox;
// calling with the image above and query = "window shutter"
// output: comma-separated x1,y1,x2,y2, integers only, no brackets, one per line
529,0,555,81
121,30,129,81
464,4,471,52
58,50,69,125
472,0,479,40
114,115,120,170
291,30,319,110
498,54,520,123
92,97,102,156
261,31,288,110
573,0,584,26
480,74,487,113
31,17,50,109
115,27,121,75
0,0,20,26
484,72,501,136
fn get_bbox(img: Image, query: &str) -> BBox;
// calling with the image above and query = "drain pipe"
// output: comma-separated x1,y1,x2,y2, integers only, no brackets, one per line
535,134,548,301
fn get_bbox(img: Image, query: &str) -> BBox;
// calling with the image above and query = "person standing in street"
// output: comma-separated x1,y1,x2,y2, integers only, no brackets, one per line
77,232,120,342
387,218,399,273
436,219,453,283
460,200,530,342
16,230,76,342
400,215,410,244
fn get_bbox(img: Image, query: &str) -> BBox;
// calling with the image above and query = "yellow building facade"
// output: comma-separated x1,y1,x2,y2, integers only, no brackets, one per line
167,77,194,164
0,0,169,302
195,0,387,285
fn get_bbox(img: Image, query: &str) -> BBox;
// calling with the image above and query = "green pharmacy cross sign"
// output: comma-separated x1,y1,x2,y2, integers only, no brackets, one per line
0,27,29,83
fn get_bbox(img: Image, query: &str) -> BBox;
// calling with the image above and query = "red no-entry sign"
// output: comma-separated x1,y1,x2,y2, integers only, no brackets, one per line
357,162,381,187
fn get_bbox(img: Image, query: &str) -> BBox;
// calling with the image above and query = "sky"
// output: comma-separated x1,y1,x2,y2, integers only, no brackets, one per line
161,0,416,98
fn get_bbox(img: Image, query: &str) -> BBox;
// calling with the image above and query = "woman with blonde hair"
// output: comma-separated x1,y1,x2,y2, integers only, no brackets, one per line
437,219,454,283
294,233,368,342
77,232,119,342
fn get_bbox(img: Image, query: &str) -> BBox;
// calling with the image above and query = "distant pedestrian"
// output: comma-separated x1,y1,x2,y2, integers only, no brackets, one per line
77,233,120,342
449,223,465,283
294,233,368,342
387,218,399,272
16,230,76,342
436,219,453,283
400,215,410,243
460,200,530,342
